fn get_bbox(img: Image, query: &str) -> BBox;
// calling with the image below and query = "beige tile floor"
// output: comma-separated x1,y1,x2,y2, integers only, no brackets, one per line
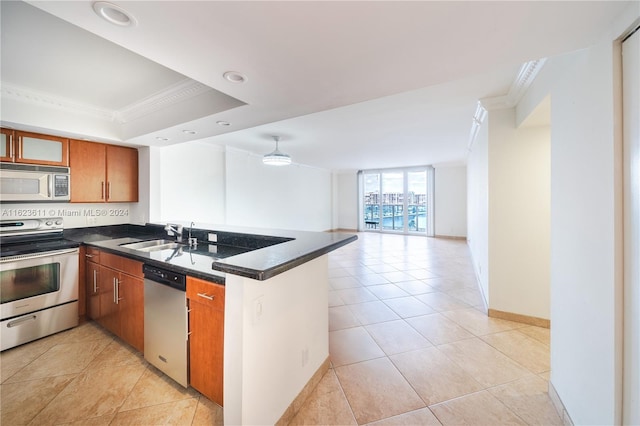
290,232,560,426
0,232,559,425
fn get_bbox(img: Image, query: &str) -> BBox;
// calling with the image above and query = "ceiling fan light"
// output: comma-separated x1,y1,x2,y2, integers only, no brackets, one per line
262,136,291,166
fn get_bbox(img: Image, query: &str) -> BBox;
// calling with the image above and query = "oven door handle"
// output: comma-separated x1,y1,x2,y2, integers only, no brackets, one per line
0,248,79,263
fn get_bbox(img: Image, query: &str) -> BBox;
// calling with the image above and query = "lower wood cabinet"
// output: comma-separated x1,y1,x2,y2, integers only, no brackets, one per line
83,250,225,403
85,247,101,321
186,276,225,405
85,248,144,352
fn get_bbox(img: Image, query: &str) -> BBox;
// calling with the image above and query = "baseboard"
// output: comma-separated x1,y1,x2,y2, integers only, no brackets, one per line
434,234,467,240
548,380,574,425
326,228,358,233
488,308,550,328
275,357,331,426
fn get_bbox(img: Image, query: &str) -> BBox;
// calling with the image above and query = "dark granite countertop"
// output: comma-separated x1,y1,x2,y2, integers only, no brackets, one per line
65,223,357,283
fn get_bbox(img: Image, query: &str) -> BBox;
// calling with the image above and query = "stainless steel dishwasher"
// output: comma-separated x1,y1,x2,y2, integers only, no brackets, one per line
143,264,188,387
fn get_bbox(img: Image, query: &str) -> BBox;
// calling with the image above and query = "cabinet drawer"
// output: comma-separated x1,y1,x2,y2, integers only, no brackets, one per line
100,252,143,278
85,247,101,263
186,277,225,311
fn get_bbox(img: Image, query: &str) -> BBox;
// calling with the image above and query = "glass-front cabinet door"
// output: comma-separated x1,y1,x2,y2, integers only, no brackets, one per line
15,131,69,166
0,128,14,162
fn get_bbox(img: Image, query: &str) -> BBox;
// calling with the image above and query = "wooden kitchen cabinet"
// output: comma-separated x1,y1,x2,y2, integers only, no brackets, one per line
0,128,69,166
85,247,101,320
0,128,14,162
86,259,101,320
187,276,225,405
118,274,144,353
106,144,138,202
98,265,120,335
69,139,138,203
87,248,144,352
69,140,107,202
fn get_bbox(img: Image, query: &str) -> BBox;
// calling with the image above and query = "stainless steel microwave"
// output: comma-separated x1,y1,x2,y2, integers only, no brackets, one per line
0,163,70,202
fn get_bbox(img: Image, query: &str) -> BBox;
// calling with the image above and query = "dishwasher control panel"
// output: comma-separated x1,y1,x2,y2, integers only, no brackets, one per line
143,265,186,291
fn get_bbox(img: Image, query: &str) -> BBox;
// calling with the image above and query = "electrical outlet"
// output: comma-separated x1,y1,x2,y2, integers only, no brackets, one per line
208,233,218,243
86,216,98,226
253,296,263,324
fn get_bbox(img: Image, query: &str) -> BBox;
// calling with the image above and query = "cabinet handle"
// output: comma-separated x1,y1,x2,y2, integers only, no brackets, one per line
115,277,122,304
113,277,117,304
8,133,14,160
85,254,93,258
16,135,21,159
107,182,111,200
93,270,98,293
197,292,214,301
101,182,105,200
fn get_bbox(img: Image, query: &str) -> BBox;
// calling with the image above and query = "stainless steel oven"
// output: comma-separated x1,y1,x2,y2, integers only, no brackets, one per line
0,218,79,351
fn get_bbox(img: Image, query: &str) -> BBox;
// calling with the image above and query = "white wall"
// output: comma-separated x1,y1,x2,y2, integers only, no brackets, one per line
158,141,226,224
434,165,467,238
152,144,334,232
622,26,640,425
487,108,550,320
225,148,333,232
130,145,153,225
467,123,489,302
336,172,358,230
512,6,640,420
547,42,622,426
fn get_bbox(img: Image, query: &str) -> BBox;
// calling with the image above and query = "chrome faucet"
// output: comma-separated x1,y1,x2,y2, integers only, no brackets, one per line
188,222,197,248
164,223,183,242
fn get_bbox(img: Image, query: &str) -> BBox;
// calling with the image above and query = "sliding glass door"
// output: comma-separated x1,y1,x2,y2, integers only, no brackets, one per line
359,167,433,235
407,170,427,232
381,172,403,231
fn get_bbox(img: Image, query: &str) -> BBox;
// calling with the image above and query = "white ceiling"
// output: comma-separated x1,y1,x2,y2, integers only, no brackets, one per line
0,1,632,171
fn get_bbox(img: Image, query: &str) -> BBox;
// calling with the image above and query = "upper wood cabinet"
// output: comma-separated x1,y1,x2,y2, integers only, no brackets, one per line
70,140,107,202
1,128,69,166
70,139,138,203
106,144,138,203
0,128,14,162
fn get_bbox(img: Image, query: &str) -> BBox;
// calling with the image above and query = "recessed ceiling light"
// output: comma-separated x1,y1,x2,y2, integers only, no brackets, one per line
182,130,197,135
155,137,169,141
93,2,137,27
216,121,231,126
223,71,247,84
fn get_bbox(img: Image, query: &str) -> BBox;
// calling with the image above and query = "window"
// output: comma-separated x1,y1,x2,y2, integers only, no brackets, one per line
358,167,434,235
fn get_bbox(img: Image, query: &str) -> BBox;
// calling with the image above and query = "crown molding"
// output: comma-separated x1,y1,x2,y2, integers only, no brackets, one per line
1,83,116,121
468,101,487,152
480,58,547,111
116,79,212,123
468,58,546,152
1,78,212,125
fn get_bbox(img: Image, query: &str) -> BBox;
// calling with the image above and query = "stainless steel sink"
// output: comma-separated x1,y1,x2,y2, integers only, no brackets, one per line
120,239,185,252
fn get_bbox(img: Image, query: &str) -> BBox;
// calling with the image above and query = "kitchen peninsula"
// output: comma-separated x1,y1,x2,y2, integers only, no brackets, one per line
68,222,357,425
